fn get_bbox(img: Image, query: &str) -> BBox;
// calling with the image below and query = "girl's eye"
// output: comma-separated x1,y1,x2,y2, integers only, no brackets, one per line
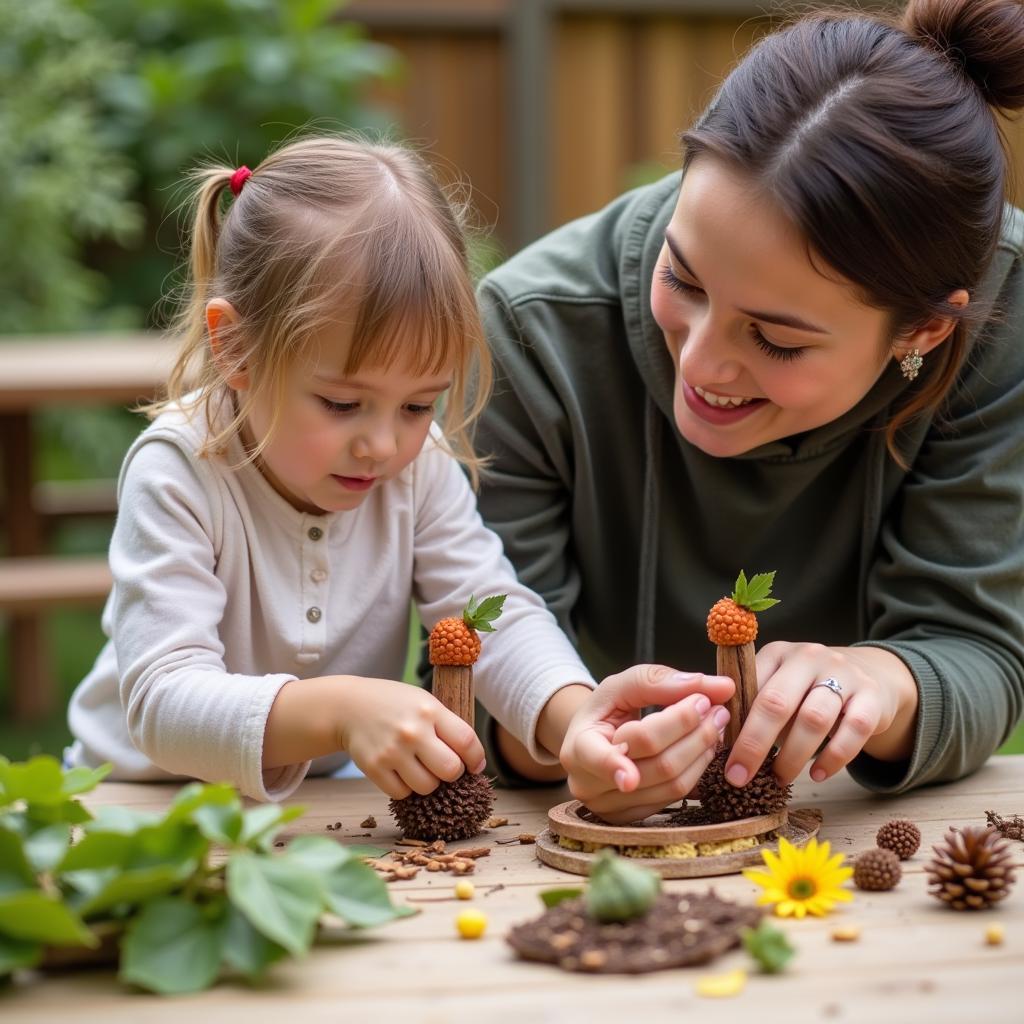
318,396,358,414
751,326,805,362
405,403,435,416
659,264,704,297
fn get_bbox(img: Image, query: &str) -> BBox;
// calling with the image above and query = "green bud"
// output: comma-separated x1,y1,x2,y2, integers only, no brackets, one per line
585,850,661,923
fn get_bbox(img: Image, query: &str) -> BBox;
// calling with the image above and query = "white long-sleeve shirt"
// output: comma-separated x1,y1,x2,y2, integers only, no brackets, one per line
66,404,594,800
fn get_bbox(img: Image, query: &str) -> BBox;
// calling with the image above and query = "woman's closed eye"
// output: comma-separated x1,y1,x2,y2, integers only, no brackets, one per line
660,265,806,363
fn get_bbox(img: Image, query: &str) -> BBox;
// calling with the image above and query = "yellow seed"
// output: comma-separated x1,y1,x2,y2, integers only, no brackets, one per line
694,968,747,998
985,923,1005,946
456,908,488,939
831,924,861,942
454,880,475,900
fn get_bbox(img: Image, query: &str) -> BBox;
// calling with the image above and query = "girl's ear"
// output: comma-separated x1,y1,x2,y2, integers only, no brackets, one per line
893,288,970,363
206,298,250,391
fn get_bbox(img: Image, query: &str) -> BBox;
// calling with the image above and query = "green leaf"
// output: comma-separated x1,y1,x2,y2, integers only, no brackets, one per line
463,594,507,633
239,803,305,850
0,890,96,946
57,829,135,872
226,851,322,957
0,933,42,975
0,827,36,891
0,757,65,806
539,887,583,909
84,805,158,834
732,570,780,613
741,920,795,974
120,897,222,994
220,902,289,980
283,835,358,873
23,823,71,874
321,859,413,927
192,802,244,846
76,862,196,918
59,763,112,798
24,798,93,828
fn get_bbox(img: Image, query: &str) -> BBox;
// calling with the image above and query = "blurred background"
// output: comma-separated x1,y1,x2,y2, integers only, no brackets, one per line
2,0,1022,760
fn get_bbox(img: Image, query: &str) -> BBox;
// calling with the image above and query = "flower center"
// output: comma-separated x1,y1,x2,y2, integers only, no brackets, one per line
788,877,817,900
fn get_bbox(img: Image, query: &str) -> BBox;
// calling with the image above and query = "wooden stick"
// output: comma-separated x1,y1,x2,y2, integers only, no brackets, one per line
432,664,474,726
717,641,757,748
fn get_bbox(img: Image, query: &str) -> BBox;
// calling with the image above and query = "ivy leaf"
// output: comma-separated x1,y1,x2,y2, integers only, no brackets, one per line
226,850,322,957
59,763,112,798
24,798,93,828
320,858,414,927
23,823,71,874
0,890,96,946
0,827,36,892
220,901,289,980
0,757,66,806
283,835,358,873
120,897,222,994
239,804,306,851
463,594,507,633
540,887,583,908
741,921,795,974
0,933,42,975
166,782,242,843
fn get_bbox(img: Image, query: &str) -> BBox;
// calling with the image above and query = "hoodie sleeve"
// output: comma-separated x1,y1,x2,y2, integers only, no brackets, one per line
850,238,1024,793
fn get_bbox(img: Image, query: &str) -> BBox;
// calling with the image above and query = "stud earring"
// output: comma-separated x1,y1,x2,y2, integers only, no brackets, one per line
900,348,923,381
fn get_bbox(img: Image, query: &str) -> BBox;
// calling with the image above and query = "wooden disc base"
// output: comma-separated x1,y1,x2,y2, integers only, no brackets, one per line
536,802,823,879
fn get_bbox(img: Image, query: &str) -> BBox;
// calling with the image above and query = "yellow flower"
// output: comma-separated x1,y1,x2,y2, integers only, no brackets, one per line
743,837,853,918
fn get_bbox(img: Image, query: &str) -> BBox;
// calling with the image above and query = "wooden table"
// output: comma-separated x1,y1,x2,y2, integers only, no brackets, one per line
0,332,173,718
5,757,1024,1022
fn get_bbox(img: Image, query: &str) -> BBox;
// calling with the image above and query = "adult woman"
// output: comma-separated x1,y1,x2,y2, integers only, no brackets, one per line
474,0,1024,821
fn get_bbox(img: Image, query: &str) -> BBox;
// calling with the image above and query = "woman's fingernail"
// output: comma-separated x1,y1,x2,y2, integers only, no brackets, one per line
694,695,711,717
811,767,826,782
712,707,730,729
726,764,747,787
614,769,629,790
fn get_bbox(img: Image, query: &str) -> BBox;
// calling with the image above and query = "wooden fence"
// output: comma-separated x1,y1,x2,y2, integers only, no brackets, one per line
345,0,1024,253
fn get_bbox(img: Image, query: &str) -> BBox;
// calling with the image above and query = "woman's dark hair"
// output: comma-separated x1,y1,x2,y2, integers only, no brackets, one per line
682,0,1024,463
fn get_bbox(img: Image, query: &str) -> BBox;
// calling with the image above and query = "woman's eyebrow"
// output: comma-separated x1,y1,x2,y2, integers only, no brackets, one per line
664,230,831,334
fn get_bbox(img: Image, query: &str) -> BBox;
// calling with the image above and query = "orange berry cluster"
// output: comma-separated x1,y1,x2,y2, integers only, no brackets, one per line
429,618,482,666
706,598,758,646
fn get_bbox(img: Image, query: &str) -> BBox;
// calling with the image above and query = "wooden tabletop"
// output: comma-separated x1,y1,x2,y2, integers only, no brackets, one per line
0,332,174,410
6,757,1024,1022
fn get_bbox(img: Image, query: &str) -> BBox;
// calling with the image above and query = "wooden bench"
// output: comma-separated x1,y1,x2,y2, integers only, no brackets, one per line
0,332,173,721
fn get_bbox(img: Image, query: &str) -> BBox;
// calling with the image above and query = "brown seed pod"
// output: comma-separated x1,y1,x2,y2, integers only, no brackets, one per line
389,771,495,842
875,818,921,860
853,847,901,891
697,749,791,822
926,825,1016,911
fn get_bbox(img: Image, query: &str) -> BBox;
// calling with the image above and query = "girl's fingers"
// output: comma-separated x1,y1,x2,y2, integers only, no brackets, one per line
416,737,469,785
571,728,639,793
809,692,877,781
630,710,726,789
612,693,715,758
365,765,412,800
434,710,487,774
398,755,446,797
771,686,844,785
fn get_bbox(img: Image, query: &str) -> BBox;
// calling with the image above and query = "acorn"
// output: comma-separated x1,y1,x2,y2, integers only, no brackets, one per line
853,847,901,891
697,749,792,822
585,849,662,923
389,771,495,842
875,819,921,860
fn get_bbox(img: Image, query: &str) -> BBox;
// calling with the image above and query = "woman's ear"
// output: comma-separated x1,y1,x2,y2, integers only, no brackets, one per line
893,288,970,364
206,299,250,391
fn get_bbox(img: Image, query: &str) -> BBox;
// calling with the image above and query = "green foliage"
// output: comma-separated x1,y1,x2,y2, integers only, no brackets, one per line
584,849,661,923
538,887,583,909
74,0,402,323
0,0,142,332
463,594,507,634
741,920,796,974
732,570,781,613
0,756,412,994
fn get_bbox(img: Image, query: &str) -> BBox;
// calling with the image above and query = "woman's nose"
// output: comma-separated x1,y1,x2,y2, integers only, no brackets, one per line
677,311,743,385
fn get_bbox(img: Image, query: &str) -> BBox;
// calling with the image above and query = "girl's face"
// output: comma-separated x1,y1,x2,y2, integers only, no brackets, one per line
650,158,897,458
241,328,451,515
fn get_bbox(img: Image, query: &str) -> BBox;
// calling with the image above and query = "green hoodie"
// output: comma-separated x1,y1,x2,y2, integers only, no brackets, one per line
474,172,1024,793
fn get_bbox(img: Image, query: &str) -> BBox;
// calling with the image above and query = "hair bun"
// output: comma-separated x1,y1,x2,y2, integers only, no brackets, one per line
903,0,1024,111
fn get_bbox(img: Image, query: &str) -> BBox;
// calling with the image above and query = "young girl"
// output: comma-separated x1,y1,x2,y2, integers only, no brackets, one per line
66,134,637,802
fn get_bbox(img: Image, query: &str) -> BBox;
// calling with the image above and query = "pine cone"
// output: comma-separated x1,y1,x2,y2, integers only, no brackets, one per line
389,771,495,841
853,847,901,891
876,819,921,860
697,749,791,822
926,825,1017,911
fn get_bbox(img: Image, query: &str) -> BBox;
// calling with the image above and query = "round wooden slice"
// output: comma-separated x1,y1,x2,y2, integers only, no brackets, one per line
536,806,823,879
548,799,788,845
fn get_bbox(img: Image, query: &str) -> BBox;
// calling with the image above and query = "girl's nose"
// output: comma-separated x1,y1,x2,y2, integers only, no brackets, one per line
352,420,398,463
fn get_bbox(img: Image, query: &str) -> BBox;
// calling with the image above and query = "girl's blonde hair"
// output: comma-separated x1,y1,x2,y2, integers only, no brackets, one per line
151,133,492,485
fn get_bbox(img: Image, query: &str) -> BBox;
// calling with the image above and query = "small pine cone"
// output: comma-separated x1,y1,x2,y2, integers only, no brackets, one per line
706,598,758,646
697,749,791,822
429,618,481,666
389,771,495,841
876,819,921,860
926,825,1017,911
853,847,901,891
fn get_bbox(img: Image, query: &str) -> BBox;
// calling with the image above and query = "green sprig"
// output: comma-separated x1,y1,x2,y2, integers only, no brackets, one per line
731,570,781,613
463,594,507,633
741,920,796,974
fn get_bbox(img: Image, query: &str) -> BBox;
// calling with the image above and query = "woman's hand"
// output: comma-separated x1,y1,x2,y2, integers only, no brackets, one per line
264,675,485,799
559,664,734,824
724,643,920,788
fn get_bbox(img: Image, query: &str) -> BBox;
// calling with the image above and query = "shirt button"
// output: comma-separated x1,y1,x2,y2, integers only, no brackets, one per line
306,606,322,623
307,526,324,541
310,569,327,583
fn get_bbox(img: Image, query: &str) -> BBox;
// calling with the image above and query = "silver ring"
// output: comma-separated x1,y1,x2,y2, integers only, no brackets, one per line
812,677,843,699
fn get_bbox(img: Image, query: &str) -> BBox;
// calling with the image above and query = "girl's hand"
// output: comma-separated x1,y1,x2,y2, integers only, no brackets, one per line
336,678,486,799
559,664,734,824
725,643,920,789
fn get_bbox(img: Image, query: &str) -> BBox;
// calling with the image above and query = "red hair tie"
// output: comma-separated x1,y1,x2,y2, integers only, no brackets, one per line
229,165,252,196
